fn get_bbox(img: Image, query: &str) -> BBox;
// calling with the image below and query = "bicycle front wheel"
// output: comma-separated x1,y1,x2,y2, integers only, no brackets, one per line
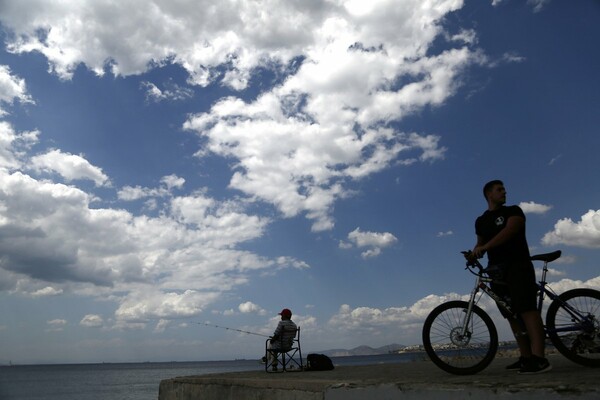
422,300,498,375
546,288,600,367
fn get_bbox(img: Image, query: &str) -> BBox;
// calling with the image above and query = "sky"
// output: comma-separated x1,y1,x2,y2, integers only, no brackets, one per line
0,0,599,364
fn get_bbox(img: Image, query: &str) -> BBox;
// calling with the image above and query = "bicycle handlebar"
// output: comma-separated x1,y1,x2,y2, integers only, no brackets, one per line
461,250,484,273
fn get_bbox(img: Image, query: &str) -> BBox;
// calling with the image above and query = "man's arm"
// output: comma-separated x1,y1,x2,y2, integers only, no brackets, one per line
471,235,485,258
270,321,283,343
473,215,524,258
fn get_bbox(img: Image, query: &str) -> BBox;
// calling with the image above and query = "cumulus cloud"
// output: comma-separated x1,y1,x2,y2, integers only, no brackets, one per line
0,0,479,231
325,294,464,344
0,121,39,169
0,65,34,116
542,210,600,249
46,318,67,332
324,272,600,347
519,201,552,214
115,290,220,324
179,0,476,230
0,0,321,83
30,149,110,187
238,301,266,315
80,314,103,328
0,163,305,324
341,228,398,259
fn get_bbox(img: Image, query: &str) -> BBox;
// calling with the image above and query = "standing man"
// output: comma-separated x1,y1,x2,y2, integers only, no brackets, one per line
472,180,551,374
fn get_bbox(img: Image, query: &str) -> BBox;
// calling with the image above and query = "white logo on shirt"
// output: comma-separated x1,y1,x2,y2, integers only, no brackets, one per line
495,216,504,226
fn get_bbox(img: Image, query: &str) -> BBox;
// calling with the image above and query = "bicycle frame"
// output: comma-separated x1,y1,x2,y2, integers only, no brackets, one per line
461,257,595,339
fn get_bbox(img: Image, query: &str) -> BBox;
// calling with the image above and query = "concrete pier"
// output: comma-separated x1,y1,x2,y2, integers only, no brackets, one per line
158,355,600,399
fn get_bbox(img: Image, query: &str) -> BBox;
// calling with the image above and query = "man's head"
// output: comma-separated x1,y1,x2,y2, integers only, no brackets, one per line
483,180,506,208
278,308,292,320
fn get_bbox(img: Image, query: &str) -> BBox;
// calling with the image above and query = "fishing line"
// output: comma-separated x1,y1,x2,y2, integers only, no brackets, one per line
195,321,270,338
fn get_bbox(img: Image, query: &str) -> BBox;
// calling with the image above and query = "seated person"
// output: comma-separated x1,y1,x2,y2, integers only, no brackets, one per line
264,308,297,371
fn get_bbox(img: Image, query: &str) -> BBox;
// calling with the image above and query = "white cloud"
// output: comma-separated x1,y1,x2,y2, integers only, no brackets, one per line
0,0,320,84
141,80,194,103
0,166,305,324
542,210,600,249
344,228,398,259
181,1,473,230
519,201,552,214
118,174,185,201
492,0,549,12
326,294,464,343
338,240,353,250
161,174,185,190
348,228,397,248
46,318,67,332
80,314,104,328
31,286,64,297
0,0,475,231
238,301,266,315
0,65,34,116
30,149,110,187
154,319,170,333
549,154,562,165
527,0,551,13
115,290,219,323
501,52,526,63
0,121,39,169
324,272,600,347
436,230,454,237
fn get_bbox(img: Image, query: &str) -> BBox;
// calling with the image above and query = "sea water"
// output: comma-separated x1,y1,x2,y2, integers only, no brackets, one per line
0,353,422,400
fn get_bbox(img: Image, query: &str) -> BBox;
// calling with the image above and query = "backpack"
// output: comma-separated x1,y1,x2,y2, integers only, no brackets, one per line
306,353,334,371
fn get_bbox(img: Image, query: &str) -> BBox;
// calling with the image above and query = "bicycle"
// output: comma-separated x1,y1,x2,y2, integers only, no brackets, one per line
421,250,600,375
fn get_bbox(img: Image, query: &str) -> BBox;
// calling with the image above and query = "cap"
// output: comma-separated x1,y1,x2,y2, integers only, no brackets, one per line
278,308,292,317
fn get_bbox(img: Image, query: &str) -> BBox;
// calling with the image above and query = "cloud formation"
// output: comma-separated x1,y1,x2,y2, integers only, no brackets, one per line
0,0,479,231
0,118,304,326
341,228,398,259
30,149,110,187
542,210,600,249
519,201,552,214
0,65,34,116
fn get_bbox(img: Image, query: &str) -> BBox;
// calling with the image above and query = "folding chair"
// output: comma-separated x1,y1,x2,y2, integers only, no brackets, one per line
264,327,303,372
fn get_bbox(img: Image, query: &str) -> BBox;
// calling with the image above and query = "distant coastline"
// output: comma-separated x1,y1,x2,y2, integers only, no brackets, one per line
316,341,528,358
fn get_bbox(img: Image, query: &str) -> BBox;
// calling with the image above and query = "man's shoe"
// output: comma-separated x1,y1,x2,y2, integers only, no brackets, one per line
518,356,552,374
505,356,525,370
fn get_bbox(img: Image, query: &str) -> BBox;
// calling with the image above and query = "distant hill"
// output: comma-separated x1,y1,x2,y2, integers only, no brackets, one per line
317,343,405,357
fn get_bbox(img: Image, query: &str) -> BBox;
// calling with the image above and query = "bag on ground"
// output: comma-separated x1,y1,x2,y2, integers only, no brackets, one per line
306,353,334,371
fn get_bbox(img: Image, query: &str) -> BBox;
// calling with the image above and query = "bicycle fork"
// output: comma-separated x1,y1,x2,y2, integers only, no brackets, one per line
458,278,483,342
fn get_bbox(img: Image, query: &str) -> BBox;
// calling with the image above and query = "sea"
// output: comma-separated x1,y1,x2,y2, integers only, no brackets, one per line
0,353,424,400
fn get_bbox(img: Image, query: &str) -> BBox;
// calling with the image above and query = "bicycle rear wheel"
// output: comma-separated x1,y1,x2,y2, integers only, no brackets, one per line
422,300,498,375
546,288,600,367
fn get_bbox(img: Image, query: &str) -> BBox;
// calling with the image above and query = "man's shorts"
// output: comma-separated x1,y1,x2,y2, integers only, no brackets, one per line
489,260,537,318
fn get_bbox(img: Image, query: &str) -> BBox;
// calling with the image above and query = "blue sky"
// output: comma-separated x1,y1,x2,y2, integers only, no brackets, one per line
1,0,599,364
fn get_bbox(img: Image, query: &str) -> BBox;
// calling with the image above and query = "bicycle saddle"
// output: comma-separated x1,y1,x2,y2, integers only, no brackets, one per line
530,250,561,263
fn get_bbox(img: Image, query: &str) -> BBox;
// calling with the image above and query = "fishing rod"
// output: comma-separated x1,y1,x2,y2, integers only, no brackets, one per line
195,321,270,338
